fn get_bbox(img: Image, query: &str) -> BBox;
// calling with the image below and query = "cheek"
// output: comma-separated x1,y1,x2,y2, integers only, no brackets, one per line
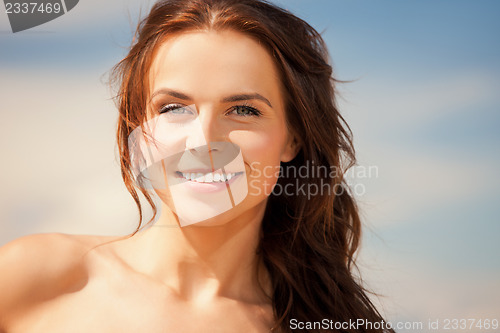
229,127,287,197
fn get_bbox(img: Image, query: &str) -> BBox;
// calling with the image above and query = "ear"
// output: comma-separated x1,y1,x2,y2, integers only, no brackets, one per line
280,134,300,163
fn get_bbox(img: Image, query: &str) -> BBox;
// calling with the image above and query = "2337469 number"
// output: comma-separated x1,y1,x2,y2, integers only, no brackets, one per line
443,319,499,330
5,2,62,14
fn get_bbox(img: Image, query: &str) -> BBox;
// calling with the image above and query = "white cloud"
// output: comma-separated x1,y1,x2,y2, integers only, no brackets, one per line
351,145,500,228
0,67,139,245
338,70,500,133
359,253,500,333
337,70,500,227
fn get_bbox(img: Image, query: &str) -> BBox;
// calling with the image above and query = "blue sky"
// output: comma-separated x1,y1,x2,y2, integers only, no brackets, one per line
1,0,499,329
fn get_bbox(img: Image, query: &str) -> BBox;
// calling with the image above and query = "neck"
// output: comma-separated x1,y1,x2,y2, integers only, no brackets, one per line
120,200,271,305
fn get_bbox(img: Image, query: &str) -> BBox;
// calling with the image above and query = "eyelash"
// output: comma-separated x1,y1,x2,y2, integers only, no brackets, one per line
157,103,262,117
158,103,185,114
229,103,262,117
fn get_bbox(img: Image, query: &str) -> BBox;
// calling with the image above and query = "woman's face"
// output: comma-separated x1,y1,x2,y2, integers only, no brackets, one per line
142,29,296,227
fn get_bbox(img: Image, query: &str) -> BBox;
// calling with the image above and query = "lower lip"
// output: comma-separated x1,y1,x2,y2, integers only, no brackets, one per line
182,174,241,193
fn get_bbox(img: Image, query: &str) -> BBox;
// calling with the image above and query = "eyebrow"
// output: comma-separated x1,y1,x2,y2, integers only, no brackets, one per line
150,89,273,108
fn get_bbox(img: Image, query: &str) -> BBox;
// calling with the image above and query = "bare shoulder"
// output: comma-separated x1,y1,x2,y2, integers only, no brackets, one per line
0,233,120,329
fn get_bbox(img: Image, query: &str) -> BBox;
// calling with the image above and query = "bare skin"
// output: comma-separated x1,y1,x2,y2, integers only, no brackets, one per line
0,30,297,332
0,232,274,333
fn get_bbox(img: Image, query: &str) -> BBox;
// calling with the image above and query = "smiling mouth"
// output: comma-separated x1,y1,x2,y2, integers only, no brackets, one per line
175,170,244,183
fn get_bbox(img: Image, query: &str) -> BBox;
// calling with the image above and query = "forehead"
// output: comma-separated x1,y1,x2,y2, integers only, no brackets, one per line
148,29,283,104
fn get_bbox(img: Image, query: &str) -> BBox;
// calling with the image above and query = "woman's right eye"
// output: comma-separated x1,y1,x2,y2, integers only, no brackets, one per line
159,104,193,115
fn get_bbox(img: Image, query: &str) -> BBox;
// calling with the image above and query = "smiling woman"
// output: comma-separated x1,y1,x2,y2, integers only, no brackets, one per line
138,29,296,228
0,0,393,332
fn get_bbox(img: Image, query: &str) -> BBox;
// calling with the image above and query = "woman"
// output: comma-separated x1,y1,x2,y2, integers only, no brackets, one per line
0,0,393,332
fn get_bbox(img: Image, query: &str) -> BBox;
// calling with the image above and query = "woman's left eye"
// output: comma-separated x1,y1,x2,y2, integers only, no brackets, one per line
229,105,262,117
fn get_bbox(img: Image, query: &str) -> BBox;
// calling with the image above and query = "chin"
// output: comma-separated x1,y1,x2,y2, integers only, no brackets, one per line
157,190,268,229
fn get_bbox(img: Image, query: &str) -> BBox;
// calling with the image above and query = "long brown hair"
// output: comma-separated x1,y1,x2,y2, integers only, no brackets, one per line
111,0,392,332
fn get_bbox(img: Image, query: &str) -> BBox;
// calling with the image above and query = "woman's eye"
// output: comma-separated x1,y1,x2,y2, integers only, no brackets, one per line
159,104,193,115
229,105,262,117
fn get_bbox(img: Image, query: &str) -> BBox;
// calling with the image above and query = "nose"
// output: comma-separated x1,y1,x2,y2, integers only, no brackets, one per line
185,107,224,155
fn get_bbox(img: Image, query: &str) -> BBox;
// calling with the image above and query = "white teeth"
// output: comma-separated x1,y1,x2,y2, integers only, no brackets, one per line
180,171,238,183
205,173,214,183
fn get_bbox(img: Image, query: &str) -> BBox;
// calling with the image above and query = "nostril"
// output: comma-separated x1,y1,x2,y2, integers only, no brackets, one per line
188,144,212,156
